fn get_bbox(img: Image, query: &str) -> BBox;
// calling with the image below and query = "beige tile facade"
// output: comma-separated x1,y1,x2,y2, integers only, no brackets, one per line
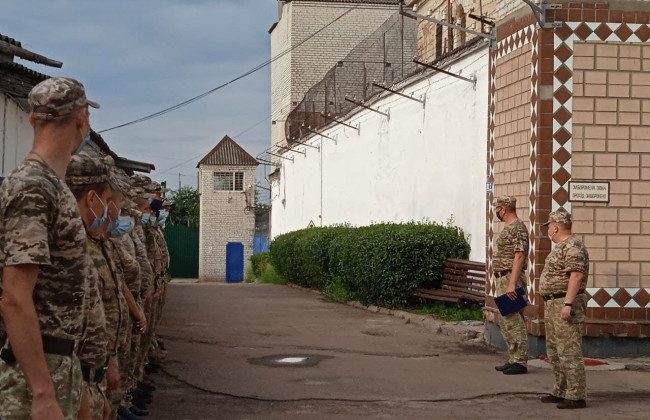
572,41,650,289
493,44,532,223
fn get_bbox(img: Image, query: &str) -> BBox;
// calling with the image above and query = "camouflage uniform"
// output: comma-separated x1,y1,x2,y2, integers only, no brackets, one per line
492,196,529,366
87,233,128,419
540,211,589,402
133,223,155,381
66,152,115,420
0,160,89,419
142,222,165,364
110,234,142,408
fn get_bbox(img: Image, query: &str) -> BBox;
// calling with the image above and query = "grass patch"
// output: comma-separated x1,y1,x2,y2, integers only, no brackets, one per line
258,265,287,285
409,300,484,322
245,265,256,283
323,277,354,303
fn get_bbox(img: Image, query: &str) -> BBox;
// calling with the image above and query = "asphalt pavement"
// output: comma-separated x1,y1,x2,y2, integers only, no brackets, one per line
148,282,650,419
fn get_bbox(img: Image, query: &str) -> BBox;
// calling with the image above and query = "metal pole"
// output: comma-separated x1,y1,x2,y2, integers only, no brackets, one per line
371,83,425,105
413,59,476,85
277,145,306,156
344,97,390,119
266,151,294,162
303,126,337,142
320,112,360,132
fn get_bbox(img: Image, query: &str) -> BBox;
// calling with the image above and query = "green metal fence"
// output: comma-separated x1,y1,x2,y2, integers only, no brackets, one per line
164,224,199,278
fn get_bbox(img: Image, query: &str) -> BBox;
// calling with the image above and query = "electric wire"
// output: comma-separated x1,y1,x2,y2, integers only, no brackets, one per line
97,6,359,134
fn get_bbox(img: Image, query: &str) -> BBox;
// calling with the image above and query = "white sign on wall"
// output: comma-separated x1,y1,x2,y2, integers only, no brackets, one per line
568,181,610,203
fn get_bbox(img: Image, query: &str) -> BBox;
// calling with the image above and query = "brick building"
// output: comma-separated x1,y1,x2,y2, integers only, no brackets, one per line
197,136,258,282
270,0,401,149
485,0,650,356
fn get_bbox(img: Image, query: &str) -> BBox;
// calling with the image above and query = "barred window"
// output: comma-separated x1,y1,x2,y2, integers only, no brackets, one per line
213,172,244,191
234,172,244,191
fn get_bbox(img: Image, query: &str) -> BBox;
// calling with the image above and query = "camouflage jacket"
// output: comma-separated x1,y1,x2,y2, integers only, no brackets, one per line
539,235,590,295
143,224,164,288
0,160,89,340
155,226,170,276
493,219,529,273
131,228,154,298
87,233,127,356
111,235,141,303
78,255,108,368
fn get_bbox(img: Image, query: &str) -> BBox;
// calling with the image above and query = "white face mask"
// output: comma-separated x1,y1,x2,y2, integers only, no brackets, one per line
548,227,557,242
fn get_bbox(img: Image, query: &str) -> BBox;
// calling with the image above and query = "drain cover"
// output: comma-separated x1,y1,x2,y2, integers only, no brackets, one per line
248,354,330,368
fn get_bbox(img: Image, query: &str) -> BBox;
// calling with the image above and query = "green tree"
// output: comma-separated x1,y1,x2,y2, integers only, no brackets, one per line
168,186,199,227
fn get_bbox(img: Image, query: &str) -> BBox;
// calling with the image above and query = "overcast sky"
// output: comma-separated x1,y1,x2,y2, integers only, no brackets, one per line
1,0,278,190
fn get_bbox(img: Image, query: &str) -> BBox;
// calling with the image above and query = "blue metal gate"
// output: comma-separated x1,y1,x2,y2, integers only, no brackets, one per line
226,242,244,283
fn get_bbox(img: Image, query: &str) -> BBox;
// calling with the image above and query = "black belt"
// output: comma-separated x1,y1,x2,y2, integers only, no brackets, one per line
494,270,511,278
0,332,76,366
542,291,585,301
81,364,108,383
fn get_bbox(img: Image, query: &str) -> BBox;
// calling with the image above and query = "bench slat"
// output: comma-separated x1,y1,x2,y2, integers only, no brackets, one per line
415,258,486,304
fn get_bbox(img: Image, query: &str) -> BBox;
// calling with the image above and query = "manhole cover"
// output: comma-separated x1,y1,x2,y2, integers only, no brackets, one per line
248,354,330,368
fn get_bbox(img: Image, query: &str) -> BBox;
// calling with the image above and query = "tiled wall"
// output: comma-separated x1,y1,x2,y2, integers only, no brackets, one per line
487,2,650,337
571,41,650,291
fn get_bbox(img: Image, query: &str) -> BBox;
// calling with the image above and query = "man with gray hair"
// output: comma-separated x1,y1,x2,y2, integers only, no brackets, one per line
492,196,530,375
0,77,99,420
539,210,589,409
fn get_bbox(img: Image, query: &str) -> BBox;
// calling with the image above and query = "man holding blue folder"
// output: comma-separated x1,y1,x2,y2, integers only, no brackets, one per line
492,196,529,375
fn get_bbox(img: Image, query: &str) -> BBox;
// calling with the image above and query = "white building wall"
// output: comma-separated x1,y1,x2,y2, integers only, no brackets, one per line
199,164,257,281
271,45,489,261
1,94,32,177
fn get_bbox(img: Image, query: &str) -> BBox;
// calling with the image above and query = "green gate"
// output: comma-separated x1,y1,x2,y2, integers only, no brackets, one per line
164,224,199,278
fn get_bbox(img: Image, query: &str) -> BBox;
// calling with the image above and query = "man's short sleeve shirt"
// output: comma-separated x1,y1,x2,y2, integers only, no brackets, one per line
539,236,589,295
0,160,89,339
493,219,529,272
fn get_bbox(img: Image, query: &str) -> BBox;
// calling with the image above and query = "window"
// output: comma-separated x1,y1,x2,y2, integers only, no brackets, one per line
213,172,244,191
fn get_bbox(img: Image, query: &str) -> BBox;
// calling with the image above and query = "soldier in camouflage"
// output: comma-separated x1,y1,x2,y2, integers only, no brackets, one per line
0,77,99,420
65,155,112,420
492,196,530,375
539,210,589,410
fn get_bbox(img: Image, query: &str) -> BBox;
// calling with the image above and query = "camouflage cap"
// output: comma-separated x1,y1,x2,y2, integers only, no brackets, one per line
29,77,99,120
493,196,516,208
65,155,108,186
130,174,151,188
128,208,142,219
106,162,131,195
542,210,572,226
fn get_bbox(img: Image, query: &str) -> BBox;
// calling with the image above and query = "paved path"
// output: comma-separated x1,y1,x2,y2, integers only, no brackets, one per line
148,283,650,419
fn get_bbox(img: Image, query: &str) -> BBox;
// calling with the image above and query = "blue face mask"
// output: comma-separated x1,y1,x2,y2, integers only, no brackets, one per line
158,210,168,224
90,193,108,230
138,213,150,226
75,131,91,155
150,215,157,225
110,215,133,238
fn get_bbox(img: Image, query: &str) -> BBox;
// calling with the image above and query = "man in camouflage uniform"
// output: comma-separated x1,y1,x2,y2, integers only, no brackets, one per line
492,196,529,375
539,210,589,409
65,155,112,420
0,77,99,420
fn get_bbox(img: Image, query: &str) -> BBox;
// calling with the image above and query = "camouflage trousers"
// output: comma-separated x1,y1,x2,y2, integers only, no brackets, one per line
0,353,82,420
544,296,587,401
136,299,157,380
495,274,529,365
84,380,106,420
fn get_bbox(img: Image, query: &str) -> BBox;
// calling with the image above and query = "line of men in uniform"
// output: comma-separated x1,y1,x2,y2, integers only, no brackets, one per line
0,77,171,420
492,195,590,410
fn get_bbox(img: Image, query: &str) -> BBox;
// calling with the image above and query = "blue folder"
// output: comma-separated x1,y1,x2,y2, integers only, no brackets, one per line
494,287,528,316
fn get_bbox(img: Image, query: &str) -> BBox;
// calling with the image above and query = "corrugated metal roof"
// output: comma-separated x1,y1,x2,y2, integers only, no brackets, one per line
197,135,259,167
0,34,22,48
0,61,49,111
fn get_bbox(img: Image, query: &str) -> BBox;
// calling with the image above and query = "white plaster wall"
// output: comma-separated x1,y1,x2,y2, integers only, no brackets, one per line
1,94,33,177
271,45,489,261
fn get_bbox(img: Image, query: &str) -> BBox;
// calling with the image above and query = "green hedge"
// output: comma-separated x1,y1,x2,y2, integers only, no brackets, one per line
270,222,470,307
250,252,270,278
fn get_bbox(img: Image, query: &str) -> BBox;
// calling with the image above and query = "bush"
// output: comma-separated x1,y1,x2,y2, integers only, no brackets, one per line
270,221,470,307
259,265,286,285
251,252,271,278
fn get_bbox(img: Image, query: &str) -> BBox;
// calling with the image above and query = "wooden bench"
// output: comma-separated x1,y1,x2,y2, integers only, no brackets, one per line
415,259,486,303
